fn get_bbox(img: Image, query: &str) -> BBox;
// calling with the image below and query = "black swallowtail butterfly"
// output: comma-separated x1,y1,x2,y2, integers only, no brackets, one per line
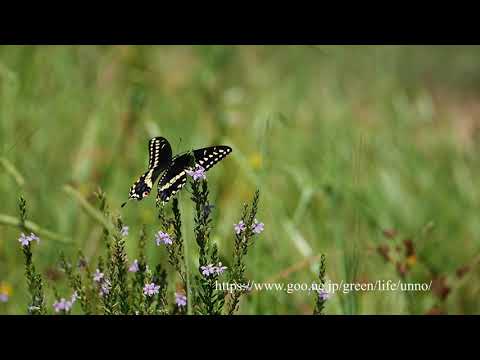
122,137,232,207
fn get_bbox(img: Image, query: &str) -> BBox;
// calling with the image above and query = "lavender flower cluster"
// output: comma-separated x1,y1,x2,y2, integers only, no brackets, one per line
200,262,228,277
143,283,160,297
318,289,330,301
186,165,206,181
120,226,129,237
175,292,187,307
18,232,40,247
155,231,173,246
93,269,111,296
128,259,139,273
53,291,78,313
234,219,264,235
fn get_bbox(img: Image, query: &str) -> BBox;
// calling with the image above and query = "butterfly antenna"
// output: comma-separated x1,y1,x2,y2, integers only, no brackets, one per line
121,201,128,208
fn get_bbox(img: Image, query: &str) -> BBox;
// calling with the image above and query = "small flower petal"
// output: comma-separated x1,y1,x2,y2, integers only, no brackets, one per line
128,259,139,273
53,298,73,313
99,279,111,297
18,233,30,247
214,262,228,275
155,231,173,246
186,165,206,181
143,283,160,296
28,233,40,243
120,226,129,237
251,219,264,234
93,269,104,282
175,292,187,307
234,221,246,235
200,264,216,277
318,289,330,301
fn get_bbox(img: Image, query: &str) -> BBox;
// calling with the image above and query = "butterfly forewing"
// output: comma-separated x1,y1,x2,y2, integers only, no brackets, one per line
148,137,172,170
193,146,232,170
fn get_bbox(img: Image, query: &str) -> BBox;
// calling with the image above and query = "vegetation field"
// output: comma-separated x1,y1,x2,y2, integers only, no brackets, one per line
1,45,480,314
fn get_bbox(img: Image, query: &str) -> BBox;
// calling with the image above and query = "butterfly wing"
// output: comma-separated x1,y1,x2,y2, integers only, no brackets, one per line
192,146,232,171
127,137,172,202
148,137,172,170
156,153,193,205
127,168,160,201
156,145,232,206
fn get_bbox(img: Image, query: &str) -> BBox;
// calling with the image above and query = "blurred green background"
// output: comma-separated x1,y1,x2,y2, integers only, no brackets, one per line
1,45,480,314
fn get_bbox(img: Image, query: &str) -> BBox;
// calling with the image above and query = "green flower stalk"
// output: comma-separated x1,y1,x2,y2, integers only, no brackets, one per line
18,196,46,315
111,218,130,314
131,225,148,313
227,190,260,315
314,254,328,315
190,180,226,315
158,198,187,291
59,252,91,314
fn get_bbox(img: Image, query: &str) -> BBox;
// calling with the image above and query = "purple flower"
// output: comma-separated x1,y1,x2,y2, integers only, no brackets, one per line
251,219,264,234
53,291,78,313
0,293,8,303
201,262,227,277
53,298,73,313
200,264,216,277
93,269,104,282
175,292,187,307
186,165,206,181
63,300,73,312
128,259,139,273
100,279,111,297
18,233,30,247
95,273,111,297
155,231,173,246
52,300,64,312
120,226,129,237
234,221,246,235
29,233,40,244
214,262,228,275
18,232,39,247
143,283,160,297
318,289,330,301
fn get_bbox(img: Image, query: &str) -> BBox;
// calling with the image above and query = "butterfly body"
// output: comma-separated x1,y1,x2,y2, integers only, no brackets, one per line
124,137,232,207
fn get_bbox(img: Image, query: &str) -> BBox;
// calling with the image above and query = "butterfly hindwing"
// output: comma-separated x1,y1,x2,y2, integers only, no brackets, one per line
156,153,193,205
156,145,232,206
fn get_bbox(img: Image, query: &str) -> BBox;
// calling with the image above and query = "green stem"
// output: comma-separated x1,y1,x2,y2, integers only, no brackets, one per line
0,213,71,244
0,157,25,186
179,198,192,315
63,185,114,232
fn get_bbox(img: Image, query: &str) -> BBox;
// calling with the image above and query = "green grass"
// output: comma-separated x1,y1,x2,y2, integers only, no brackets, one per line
1,45,480,314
